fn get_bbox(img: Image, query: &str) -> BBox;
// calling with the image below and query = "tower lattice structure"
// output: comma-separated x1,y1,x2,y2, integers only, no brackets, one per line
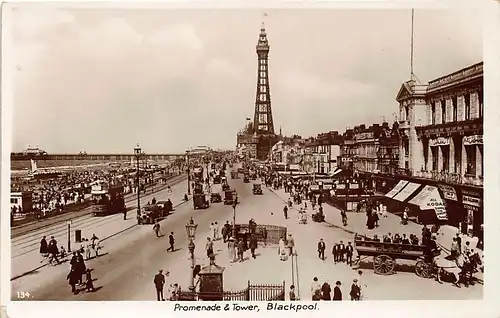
253,23,275,135
252,23,278,160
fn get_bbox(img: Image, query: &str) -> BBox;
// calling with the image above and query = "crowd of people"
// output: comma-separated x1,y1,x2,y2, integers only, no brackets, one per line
39,233,102,295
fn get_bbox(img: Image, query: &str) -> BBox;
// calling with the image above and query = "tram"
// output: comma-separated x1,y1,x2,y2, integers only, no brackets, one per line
91,180,126,216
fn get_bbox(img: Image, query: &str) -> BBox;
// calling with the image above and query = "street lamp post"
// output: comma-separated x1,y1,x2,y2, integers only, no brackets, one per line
185,218,198,293
232,199,237,238
134,144,142,224
67,220,72,252
186,151,191,195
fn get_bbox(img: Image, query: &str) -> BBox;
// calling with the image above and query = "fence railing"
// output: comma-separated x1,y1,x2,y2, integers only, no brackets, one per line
179,281,285,301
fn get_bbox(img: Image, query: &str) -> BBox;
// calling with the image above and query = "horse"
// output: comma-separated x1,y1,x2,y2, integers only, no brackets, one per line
434,253,470,287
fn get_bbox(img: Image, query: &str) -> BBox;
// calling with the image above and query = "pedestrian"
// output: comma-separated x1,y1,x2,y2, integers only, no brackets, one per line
85,239,92,260
167,232,175,252
209,223,215,239
67,269,79,295
346,242,354,266
228,237,237,262
317,238,326,261
154,270,166,301
333,281,342,300
85,269,95,293
310,277,321,301
321,281,332,300
338,241,346,263
289,285,297,301
283,205,288,219
48,236,60,265
456,233,462,254
350,279,361,301
332,243,339,263
287,234,295,256
153,221,161,238
278,237,287,261
206,237,214,257
76,251,86,286
237,239,245,262
451,237,459,259
40,236,48,262
249,234,258,259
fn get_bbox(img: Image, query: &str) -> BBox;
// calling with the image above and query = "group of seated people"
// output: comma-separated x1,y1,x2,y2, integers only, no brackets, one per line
360,233,420,245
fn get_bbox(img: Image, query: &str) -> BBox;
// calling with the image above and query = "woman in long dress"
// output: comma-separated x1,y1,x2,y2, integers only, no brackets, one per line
228,238,236,262
279,238,287,261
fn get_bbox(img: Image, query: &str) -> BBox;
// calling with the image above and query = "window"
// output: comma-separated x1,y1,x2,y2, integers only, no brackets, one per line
405,106,410,123
260,72,266,78
431,103,436,125
441,100,446,123
261,60,267,65
259,86,267,93
260,37,266,41
259,124,268,131
10,198,17,204
259,94,266,102
465,145,476,176
479,145,483,176
259,104,267,112
432,147,438,171
259,79,266,85
464,93,471,120
452,97,457,122
441,146,449,172
260,65,266,71
478,90,483,118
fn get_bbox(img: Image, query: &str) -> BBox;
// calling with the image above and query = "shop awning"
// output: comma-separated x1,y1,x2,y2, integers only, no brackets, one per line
329,168,343,177
384,180,409,198
392,182,421,202
408,185,448,220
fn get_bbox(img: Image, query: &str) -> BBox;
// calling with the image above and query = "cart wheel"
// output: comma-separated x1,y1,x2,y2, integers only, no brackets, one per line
373,254,395,275
415,260,431,278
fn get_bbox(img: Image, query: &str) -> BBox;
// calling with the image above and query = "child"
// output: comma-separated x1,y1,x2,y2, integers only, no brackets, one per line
85,269,95,292
59,246,66,259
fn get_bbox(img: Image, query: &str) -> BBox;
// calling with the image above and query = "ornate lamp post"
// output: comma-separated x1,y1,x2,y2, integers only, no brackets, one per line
185,217,198,293
186,151,191,195
231,198,238,238
67,220,72,252
134,144,142,224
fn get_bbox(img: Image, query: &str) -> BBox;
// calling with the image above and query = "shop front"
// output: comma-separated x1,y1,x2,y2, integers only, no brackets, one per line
436,184,464,228
460,188,483,237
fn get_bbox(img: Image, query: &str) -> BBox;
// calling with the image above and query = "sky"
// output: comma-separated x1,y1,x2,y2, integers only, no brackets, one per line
7,5,482,154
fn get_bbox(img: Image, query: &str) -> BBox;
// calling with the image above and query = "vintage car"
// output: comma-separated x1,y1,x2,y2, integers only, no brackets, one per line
138,204,162,224
222,183,230,191
223,190,235,205
210,192,222,203
193,193,209,209
243,174,250,183
156,200,174,217
252,183,263,195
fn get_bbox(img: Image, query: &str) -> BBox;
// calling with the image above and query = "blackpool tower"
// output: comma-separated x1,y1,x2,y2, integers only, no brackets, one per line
252,22,277,160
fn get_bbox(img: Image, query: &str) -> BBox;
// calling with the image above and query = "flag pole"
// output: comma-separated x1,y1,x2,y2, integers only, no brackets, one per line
410,9,414,80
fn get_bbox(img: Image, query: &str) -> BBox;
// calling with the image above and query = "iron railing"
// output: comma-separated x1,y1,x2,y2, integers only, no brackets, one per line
178,281,285,301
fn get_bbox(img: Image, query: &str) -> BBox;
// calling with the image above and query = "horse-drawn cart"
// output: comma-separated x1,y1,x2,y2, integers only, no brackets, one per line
354,234,433,277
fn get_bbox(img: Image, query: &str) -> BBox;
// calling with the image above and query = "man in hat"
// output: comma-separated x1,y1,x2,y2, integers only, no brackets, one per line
154,270,166,301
